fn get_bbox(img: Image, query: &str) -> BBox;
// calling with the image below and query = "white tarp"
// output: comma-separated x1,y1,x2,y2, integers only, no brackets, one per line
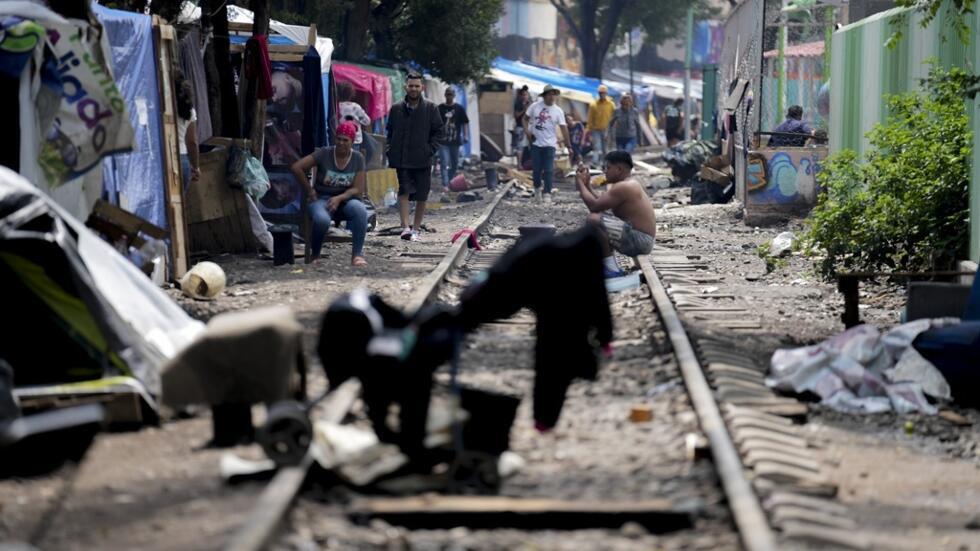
489,68,595,104
0,166,203,394
178,3,334,74
767,320,957,415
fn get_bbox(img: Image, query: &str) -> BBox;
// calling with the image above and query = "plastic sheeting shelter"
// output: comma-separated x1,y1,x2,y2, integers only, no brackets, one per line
94,5,168,230
490,57,605,104
349,63,406,107
608,68,703,102
178,4,334,74
332,62,394,120
0,166,203,399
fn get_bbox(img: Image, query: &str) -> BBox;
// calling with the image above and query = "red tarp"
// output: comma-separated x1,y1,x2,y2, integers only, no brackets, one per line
332,62,392,120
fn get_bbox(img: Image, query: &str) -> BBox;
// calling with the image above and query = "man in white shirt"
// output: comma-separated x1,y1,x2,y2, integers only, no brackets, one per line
524,85,571,202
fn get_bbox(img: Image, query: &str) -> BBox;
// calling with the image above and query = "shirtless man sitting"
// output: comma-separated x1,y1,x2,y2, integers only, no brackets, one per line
576,150,657,277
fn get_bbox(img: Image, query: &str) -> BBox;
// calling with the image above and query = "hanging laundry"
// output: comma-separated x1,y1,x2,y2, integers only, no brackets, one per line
244,34,273,100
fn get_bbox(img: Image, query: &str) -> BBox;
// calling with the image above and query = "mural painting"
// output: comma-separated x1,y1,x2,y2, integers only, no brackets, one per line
746,147,827,207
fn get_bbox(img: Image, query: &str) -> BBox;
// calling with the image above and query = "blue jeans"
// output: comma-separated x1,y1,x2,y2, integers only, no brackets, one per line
308,197,368,258
530,145,555,193
615,137,637,153
590,130,607,165
180,154,190,190
438,144,460,188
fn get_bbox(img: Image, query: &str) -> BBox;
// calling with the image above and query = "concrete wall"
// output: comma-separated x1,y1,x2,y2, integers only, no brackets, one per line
747,147,827,209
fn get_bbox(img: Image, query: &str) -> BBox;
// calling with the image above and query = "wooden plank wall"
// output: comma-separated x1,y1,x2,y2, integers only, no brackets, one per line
152,17,190,279
185,141,259,255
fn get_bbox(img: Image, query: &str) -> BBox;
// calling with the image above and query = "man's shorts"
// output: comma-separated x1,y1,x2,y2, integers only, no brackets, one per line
600,214,655,257
397,167,432,202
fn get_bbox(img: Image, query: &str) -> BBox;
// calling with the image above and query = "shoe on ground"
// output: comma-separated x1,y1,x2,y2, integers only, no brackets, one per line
400,227,413,240
534,188,543,202
544,192,553,204
409,229,421,242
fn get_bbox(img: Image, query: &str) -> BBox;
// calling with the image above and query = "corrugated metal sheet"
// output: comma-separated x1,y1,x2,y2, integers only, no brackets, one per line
829,2,980,258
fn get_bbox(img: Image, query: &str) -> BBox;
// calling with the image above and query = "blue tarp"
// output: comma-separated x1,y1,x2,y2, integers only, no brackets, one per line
493,57,654,109
229,34,295,45
94,5,167,229
493,57,610,101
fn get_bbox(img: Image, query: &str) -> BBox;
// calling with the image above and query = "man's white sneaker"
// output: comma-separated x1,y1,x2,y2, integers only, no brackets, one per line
534,189,543,202
544,192,553,204
410,229,421,242
400,227,413,240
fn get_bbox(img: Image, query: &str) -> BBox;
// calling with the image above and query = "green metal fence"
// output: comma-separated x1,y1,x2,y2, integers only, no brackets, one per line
829,2,980,259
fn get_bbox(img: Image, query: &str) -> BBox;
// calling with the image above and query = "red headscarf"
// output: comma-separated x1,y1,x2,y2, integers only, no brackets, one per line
336,121,358,142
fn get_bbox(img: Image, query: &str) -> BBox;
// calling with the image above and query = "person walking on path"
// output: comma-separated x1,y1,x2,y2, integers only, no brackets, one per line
576,150,657,278
584,84,615,166
291,122,369,266
512,85,531,155
664,98,684,147
437,87,469,196
524,85,571,203
386,73,444,241
566,112,587,166
609,94,641,153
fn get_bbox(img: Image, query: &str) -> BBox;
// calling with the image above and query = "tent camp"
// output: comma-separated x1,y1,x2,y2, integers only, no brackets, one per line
333,62,394,121
609,68,703,101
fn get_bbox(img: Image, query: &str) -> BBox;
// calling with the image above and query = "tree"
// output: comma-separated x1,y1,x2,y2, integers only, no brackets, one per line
394,0,504,83
549,0,709,78
273,0,503,83
802,64,974,277
887,0,975,47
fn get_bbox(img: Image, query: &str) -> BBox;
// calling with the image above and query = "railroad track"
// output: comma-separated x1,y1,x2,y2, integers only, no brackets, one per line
225,176,851,551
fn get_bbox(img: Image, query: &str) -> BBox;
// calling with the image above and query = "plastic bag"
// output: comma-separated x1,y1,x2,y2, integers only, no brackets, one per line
227,146,270,201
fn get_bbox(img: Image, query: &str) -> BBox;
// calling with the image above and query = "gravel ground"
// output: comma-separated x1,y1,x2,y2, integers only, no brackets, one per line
653,185,980,550
5,162,978,551
280,182,739,550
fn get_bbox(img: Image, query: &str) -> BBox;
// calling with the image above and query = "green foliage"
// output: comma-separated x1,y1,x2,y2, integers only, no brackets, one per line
886,0,975,49
756,242,789,274
622,0,715,49
272,0,349,41
802,63,973,278
272,0,502,84
394,0,504,84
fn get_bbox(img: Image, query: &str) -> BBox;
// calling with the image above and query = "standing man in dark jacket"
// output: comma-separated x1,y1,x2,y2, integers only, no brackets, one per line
386,73,444,241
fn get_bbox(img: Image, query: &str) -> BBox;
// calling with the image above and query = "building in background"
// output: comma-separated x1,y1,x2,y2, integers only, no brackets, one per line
494,0,581,73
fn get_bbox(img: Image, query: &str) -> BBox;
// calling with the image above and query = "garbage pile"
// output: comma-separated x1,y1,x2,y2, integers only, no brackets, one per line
0,167,204,475
660,140,734,205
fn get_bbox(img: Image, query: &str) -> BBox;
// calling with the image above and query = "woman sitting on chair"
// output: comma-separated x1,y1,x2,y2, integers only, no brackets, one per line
291,122,369,266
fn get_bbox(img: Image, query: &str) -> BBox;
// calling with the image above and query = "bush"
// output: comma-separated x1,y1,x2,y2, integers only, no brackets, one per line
803,63,973,278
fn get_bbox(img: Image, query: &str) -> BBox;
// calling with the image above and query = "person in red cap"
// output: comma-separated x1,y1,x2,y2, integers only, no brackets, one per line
290,121,369,266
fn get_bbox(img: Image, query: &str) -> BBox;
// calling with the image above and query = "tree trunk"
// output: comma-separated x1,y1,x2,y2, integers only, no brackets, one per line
370,0,403,61
250,0,271,36
551,0,626,78
212,1,241,137
581,39,603,78
244,0,271,151
341,0,372,61
200,0,224,136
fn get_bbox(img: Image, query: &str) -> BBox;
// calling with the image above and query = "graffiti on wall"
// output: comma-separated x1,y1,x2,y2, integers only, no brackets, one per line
747,148,826,205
